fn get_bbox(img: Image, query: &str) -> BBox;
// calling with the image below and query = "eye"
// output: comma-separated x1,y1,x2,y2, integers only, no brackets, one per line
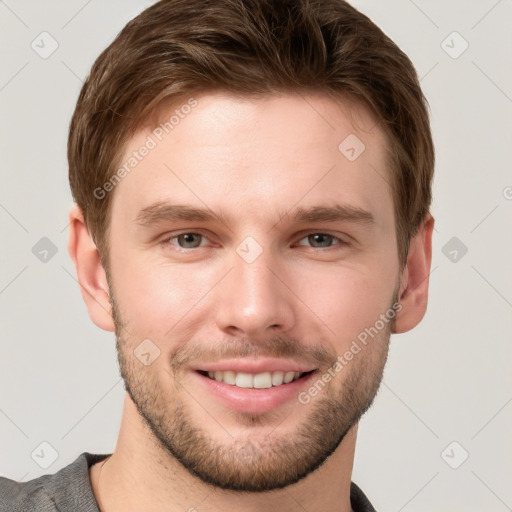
296,233,347,248
166,232,207,249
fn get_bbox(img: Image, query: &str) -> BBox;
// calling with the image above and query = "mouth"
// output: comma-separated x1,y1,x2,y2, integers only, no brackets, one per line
193,367,318,414
197,369,315,388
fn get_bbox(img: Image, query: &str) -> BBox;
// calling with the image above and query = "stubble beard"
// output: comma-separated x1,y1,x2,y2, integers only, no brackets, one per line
110,289,394,492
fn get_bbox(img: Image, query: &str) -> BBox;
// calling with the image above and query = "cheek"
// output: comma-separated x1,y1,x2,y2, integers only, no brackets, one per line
110,239,398,345
291,264,396,341
111,256,216,336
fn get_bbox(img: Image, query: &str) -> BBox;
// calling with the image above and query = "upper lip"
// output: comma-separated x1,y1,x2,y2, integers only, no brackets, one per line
194,358,317,374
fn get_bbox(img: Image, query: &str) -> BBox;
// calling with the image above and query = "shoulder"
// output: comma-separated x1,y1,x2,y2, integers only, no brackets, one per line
350,481,377,512
0,474,59,512
0,452,110,512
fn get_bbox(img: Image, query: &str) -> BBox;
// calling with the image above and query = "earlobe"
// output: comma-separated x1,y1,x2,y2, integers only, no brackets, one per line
67,204,115,332
393,214,435,334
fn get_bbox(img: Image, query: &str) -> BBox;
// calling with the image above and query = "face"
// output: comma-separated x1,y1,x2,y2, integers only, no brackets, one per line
106,92,401,491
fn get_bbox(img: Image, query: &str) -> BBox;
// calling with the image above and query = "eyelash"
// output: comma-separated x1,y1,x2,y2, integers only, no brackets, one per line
162,231,349,251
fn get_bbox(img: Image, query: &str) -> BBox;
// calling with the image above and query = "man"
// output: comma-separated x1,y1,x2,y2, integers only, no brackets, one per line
0,0,434,510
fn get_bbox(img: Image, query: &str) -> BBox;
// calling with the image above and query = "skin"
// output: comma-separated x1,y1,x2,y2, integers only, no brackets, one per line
68,92,434,512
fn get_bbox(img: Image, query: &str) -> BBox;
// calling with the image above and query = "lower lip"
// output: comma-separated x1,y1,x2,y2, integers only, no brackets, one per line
192,371,317,414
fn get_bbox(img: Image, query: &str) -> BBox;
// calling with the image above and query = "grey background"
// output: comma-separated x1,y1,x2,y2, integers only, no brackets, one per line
0,1,511,510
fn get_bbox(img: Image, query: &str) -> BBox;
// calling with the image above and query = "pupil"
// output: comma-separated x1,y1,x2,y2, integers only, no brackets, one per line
180,233,199,247
310,234,331,247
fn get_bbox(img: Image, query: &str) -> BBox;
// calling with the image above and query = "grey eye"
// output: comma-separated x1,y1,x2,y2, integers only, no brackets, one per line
176,233,203,248
305,233,336,248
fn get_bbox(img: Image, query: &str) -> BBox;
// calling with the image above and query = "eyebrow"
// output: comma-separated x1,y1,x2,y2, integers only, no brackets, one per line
134,201,374,228
290,205,374,225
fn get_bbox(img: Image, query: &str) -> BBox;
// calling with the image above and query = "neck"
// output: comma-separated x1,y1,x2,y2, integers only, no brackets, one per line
90,394,357,512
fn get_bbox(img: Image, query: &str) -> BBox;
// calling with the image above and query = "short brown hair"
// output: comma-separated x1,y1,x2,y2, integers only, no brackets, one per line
68,0,434,271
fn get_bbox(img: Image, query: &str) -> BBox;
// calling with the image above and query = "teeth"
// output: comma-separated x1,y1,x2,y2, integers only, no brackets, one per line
235,372,253,388
204,370,303,388
271,371,284,386
283,371,296,384
253,372,272,389
223,370,236,385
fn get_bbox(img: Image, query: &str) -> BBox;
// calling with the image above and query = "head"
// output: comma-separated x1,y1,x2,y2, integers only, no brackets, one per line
68,0,434,492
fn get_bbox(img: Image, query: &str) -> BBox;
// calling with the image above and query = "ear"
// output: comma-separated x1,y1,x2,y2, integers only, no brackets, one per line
393,213,435,334
67,204,115,332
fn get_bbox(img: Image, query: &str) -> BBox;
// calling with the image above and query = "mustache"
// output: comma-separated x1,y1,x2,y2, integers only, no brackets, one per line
169,335,337,373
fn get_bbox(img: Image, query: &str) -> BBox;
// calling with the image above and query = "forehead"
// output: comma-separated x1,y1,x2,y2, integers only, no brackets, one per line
110,91,393,229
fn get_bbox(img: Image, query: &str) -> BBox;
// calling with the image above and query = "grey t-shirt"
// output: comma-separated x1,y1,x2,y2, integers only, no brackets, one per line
0,452,377,511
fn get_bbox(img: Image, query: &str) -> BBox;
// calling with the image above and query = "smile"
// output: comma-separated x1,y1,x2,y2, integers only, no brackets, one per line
200,370,312,388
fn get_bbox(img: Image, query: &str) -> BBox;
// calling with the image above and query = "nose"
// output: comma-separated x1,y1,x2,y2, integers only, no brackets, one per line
213,246,295,338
